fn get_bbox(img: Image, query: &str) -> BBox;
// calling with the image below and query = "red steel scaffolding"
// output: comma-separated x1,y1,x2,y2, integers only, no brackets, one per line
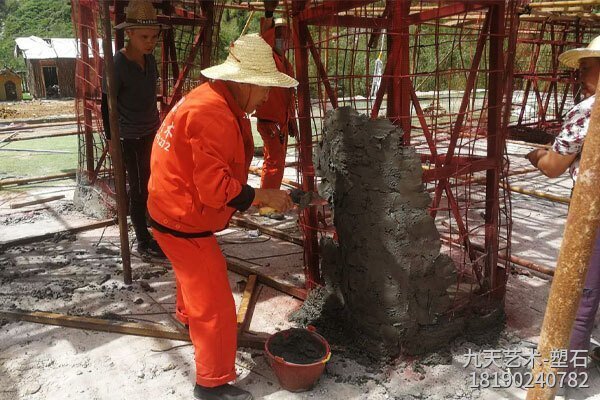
71,0,223,194
288,0,519,311
510,1,600,137
73,0,523,314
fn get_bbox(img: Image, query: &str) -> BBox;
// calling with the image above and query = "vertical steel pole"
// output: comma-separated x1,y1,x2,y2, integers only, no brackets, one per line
200,2,215,71
115,1,126,51
387,0,411,144
484,3,505,299
79,5,96,177
293,0,321,288
101,0,132,285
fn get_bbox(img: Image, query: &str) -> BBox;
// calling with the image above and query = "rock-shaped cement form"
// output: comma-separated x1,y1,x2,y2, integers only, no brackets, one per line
303,107,461,357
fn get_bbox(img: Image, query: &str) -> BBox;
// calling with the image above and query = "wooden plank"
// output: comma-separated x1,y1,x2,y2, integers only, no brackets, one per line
237,275,258,326
0,219,116,250
240,285,262,334
9,194,65,209
0,120,76,133
0,309,267,349
226,257,307,301
0,172,76,188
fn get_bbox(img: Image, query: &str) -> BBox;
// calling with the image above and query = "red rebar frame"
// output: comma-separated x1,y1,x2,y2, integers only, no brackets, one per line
290,0,517,306
72,0,222,194
510,3,600,135
73,1,523,310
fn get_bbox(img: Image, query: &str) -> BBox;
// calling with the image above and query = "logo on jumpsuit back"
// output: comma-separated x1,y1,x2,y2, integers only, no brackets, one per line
155,96,185,153
156,123,173,152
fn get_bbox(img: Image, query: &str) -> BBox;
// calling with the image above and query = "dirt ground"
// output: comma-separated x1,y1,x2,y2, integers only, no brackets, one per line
0,99,76,120
1,186,599,400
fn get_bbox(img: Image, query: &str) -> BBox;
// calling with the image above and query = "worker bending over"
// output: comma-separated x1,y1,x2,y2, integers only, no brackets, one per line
147,34,297,400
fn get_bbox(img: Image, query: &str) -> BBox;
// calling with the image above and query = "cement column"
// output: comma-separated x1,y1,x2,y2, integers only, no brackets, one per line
526,81,600,399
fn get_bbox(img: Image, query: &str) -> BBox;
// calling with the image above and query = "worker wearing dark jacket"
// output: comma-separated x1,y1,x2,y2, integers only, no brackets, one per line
147,34,297,400
101,0,166,258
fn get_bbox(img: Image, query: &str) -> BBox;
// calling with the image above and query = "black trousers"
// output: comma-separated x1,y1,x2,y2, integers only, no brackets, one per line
121,135,154,244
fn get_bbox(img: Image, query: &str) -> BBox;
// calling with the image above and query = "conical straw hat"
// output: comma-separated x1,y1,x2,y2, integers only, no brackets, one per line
201,34,298,88
559,36,600,69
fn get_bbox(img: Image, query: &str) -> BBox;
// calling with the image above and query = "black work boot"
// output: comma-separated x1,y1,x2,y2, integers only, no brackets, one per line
137,239,166,259
193,384,253,400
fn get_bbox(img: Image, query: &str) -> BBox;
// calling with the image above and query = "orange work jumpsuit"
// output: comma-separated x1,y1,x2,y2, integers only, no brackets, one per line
253,28,295,189
147,81,254,387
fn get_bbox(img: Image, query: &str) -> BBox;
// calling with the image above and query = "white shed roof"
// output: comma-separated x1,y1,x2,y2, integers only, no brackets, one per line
15,36,115,60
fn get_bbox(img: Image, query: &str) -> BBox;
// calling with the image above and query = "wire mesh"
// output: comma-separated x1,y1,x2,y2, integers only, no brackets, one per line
73,1,523,312
289,0,517,309
71,0,224,204
510,16,600,138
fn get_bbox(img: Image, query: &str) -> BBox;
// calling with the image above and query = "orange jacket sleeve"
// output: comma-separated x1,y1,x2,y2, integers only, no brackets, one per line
186,111,243,210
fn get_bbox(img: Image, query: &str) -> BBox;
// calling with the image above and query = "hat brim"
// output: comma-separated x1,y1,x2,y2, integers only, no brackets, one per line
114,21,170,30
559,48,600,68
201,61,298,88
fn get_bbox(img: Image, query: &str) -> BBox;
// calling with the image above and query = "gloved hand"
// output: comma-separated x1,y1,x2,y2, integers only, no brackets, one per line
254,188,293,212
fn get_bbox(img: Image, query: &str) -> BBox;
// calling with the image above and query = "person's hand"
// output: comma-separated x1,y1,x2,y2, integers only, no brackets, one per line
254,188,293,212
287,121,297,138
525,149,547,168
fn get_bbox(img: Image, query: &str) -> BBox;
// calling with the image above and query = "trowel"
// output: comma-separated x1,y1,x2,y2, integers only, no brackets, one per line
289,188,328,210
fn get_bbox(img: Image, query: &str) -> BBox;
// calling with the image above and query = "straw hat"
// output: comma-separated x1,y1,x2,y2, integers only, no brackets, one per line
201,34,298,88
114,0,169,30
559,36,600,69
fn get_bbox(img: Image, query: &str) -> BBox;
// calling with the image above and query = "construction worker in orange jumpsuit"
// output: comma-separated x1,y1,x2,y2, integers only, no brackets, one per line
147,34,297,400
254,10,296,192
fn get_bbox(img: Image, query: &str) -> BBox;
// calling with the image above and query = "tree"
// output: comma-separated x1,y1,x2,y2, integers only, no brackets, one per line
0,0,73,70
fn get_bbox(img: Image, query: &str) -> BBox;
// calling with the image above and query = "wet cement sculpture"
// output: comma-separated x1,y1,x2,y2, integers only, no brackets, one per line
293,107,472,357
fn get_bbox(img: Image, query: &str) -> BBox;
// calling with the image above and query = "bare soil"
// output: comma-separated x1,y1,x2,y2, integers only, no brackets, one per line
0,99,76,120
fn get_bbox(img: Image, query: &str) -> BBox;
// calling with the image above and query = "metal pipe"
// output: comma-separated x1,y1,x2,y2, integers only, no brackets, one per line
440,235,555,276
500,182,571,205
101,1,132,285
528,0,600,8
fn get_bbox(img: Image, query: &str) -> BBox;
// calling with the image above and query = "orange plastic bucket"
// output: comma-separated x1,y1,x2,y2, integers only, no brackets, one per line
264,326,331,392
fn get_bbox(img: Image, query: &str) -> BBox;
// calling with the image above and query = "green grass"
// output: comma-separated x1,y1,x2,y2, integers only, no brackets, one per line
0,135,78,180
0,123,293,190
22,93,32,100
